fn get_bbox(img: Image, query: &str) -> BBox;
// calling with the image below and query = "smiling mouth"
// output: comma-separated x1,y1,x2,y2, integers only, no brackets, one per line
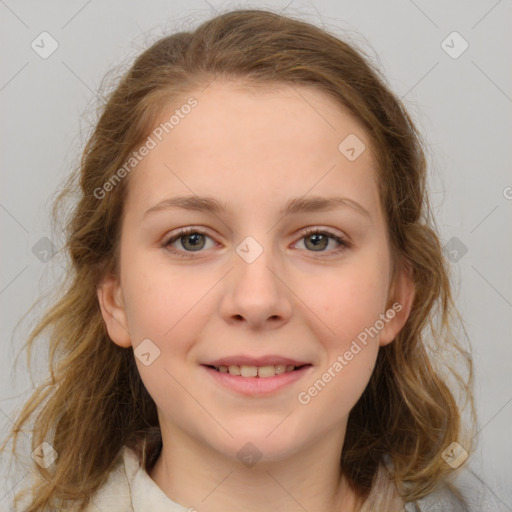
204,364,311,378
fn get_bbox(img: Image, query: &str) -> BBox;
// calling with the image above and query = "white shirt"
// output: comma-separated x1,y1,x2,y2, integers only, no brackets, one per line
84,446,190,512
83,446,508,512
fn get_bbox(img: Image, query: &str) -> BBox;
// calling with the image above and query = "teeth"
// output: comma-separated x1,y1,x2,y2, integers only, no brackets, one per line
240,365,258,377
214,364,298,378
257,365,276,378
274,364,286,375
228,365,241,376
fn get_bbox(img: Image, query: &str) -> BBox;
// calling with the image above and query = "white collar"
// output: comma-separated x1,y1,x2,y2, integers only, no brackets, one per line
87,446,190,511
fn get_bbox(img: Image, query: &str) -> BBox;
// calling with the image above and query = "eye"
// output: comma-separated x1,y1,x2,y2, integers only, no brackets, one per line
162,228,216,257
294,227,349,255
162,226,349,258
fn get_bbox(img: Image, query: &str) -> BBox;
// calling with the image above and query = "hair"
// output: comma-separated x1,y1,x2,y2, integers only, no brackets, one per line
2,7,475,511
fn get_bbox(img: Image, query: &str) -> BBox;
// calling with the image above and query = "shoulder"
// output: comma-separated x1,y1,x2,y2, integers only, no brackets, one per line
404,465,509,512
81,446,135,512
82,446,190,512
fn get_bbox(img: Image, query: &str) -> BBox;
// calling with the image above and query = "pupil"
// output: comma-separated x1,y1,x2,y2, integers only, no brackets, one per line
183,233,204,251
307,233,327,251
181,233,328,252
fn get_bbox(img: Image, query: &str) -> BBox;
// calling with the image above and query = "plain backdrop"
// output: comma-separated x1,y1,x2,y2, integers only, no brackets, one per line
1,0,511,509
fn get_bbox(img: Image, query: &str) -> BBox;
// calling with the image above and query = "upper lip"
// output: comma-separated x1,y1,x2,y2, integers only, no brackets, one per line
203,355,311,367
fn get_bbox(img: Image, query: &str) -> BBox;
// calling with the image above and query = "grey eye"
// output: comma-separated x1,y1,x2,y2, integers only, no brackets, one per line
304,233,330,251
179,232,206,251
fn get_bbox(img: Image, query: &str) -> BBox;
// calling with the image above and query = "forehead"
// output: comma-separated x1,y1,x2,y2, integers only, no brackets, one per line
125,79,380,218
168,78,368,155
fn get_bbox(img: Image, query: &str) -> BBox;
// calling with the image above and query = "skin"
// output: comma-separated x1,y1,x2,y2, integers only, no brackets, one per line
97,79,414,512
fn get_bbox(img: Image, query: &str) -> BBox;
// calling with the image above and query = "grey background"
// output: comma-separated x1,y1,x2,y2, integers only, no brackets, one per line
1,0,511,509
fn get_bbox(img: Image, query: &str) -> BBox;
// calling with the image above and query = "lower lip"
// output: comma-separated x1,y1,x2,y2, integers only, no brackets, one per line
202,365,312,396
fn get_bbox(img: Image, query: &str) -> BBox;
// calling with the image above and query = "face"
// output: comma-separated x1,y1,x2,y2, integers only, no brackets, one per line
98,79,413,463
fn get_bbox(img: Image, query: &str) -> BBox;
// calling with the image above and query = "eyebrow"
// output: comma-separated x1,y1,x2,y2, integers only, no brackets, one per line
143,194,372,220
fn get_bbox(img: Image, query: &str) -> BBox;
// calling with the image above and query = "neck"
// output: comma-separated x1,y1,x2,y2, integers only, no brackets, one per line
149,422,359,512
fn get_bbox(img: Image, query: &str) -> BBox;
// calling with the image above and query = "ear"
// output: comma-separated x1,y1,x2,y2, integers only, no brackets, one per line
379,258,415,347
97,275,132,348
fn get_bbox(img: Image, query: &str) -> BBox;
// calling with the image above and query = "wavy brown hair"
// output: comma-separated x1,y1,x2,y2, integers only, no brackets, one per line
2,7,475,511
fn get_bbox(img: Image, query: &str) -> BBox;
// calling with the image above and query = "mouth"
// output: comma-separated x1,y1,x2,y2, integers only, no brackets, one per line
200,361,313,396
203,363,311,378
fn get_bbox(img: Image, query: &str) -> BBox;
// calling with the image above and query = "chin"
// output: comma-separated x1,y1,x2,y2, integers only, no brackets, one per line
207,420,307,463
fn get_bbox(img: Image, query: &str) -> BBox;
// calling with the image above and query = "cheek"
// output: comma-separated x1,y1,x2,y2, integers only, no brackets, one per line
124,264,207,419
123,260,208,342
120,259,216,402
299,347,378,435
304,253,390,346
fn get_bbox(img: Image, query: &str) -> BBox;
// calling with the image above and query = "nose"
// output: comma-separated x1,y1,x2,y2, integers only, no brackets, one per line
219,239,293,330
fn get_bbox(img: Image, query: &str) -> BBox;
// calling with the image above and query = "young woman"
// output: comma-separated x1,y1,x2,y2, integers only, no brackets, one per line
3,8,490,511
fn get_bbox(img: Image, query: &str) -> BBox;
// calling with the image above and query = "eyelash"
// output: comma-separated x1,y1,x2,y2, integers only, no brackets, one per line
162,226,349,258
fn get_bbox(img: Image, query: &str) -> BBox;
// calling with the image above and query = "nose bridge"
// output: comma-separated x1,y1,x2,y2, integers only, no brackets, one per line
220,233,293,327
235,236,276,293
234,233,281,298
